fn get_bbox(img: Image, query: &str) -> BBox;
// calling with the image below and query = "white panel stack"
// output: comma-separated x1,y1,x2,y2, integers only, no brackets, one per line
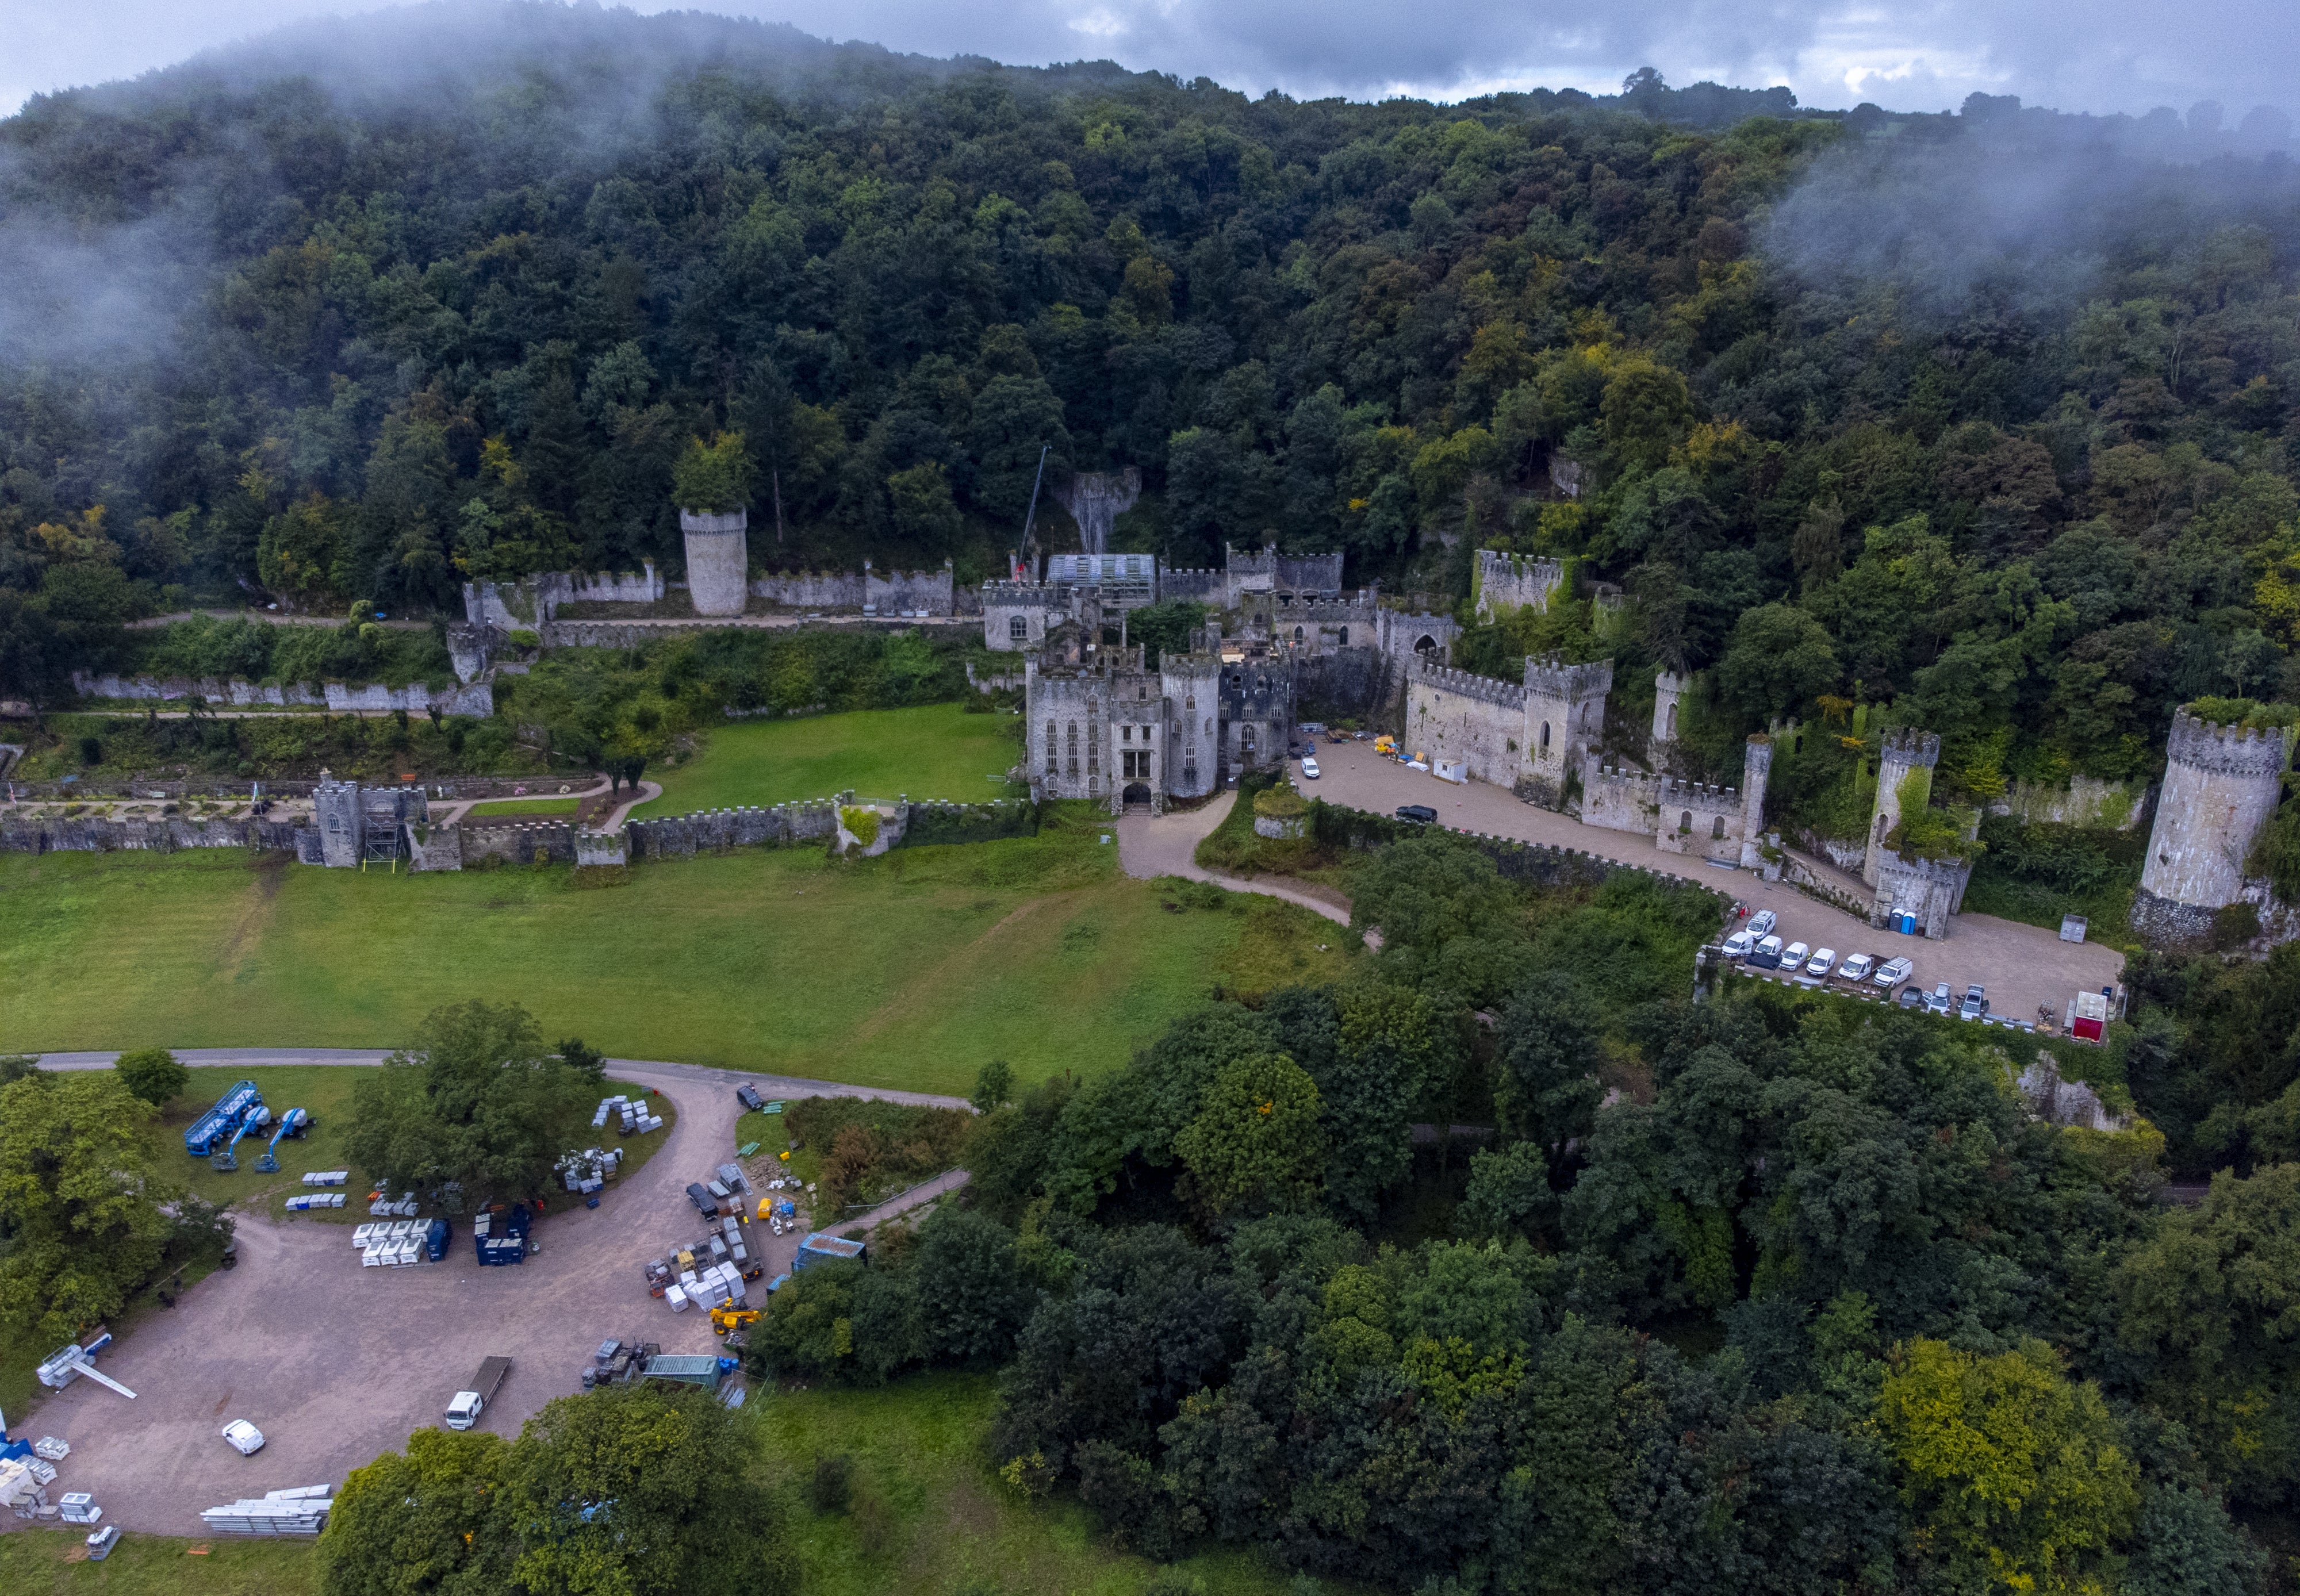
59,1494,99,1525
200,1487,334,1536
32,1438,68,1463
302,1171,349,1187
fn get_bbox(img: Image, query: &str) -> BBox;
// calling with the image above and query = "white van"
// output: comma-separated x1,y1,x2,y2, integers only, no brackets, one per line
1781,941,1811,969
1722,930,1754,959
1747,935,1785,969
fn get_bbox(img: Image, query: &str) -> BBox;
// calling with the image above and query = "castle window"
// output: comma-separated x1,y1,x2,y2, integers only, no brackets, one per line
1712,815,1726,840
1665,703,1677,738
1540,722,1551,750
1086,696,1097,715
1680,810,1693,834
1045,722,1057,774
1137,682,1147,700
1010,616,1027,640
1122,724,1132,743
1339,627,1348,646
1185,695,1195,710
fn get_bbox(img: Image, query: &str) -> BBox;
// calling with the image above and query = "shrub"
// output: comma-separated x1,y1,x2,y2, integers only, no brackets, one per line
113,1046,189,1106
809,1452,853,1513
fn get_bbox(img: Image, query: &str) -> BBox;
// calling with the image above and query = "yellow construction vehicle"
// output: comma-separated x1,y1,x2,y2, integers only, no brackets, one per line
710,1305,759,1337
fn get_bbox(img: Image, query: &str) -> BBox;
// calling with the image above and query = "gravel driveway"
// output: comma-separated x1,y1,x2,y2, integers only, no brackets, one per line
12,1053,966,1535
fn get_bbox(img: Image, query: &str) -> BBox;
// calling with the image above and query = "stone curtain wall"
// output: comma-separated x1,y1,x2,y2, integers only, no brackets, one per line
1582,766,1658,835
1406,663,1528,787
1474,551,1565,622
752,563,956,615
1651,778,1745,865
1160,567,1225,604
74,672,493,718
1991,774,2149,830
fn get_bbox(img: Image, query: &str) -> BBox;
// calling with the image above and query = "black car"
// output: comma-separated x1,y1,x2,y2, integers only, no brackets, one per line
735,1084,765,1112
685,1182,715,1214
1396,804,1438,824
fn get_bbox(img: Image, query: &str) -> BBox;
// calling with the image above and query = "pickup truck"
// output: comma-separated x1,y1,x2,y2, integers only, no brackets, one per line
445,1356,512,1430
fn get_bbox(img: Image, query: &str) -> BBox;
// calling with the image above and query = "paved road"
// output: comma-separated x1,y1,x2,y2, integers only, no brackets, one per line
12,1053,966,1535
1308,740,2125,1030
1114,790,1352,926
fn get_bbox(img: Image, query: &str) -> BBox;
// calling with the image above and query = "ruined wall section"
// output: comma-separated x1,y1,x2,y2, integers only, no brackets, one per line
1474,551,1565,622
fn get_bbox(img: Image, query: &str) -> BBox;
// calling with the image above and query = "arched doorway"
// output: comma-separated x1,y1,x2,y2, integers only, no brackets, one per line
1122,781,1153,809
1414,634,1437,654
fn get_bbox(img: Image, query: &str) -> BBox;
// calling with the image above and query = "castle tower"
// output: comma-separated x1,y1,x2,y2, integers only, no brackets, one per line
1161,651,1222,803
680,508,749,617
1474,550,1566,623
1738,734,1773,869
2137,707,2295,920
1651,670,1690,765
1521,654,1613,810
313,769,363,869
1864,728,1941,887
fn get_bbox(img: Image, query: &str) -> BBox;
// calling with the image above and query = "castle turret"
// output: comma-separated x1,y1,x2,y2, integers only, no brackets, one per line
1651,670,1690,765
1521,654,1612,810
680,508,749,617
313,769,363,868
1738,734,1773,869
1864,728,1941,887
2136,707,2294,928
1161,650,1222,803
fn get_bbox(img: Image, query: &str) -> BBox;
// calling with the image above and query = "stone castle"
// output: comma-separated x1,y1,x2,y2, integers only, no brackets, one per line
1017,544,1458,812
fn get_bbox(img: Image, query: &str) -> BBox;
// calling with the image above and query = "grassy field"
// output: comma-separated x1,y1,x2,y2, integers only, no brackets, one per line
0,1530,318,1594
754,1372,1316,1595
0,1374,1327,1595
634,703,1023,816
0,817,1351,1097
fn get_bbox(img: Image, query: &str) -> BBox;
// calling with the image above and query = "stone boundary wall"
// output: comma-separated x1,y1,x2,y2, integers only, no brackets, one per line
73,672,492,718
0,814,312,855
1781,851,1873,918
751,563,956,615
1309,799,1737,912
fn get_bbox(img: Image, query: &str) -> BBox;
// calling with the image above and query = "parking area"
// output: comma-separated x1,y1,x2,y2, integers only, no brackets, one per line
12,1059,965,1536
1303,739,2124,1030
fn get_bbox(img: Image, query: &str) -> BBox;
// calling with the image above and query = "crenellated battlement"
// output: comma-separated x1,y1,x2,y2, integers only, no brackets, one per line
2167,708,2297,778
1879,727,1942,768
1524,653,1613,701
1659,777,1739,804
1413,661,1527,710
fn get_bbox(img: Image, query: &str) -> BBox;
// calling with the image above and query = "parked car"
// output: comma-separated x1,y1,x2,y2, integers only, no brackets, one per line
1839,952,1875,983
221,1420,265,1456
1958,985,1989,1022
1721,930,1755,959
1873,955,1914,991
1781,941,1811,970
1897,985,1925,1008
1396,804,1438,823
685,1182,715,1215
1806,947,1837,977
1300,756,1321,780
1924,982,1954,1015
735,1084,765,1112
1746,909,1777,939
1747,935,1785,970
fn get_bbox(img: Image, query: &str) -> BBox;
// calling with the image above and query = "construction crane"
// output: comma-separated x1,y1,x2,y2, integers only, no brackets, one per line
254,1108,310,1173
211,1106,272,1173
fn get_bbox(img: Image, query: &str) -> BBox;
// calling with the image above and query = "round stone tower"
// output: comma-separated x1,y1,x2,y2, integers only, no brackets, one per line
1864,727,1941,887
680,508,749,617
2137,707,2294,915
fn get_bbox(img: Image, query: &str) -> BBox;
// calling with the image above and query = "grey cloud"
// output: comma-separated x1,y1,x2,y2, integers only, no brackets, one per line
3,1,2297,120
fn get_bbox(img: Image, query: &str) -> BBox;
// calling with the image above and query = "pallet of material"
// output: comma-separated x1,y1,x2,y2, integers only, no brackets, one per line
200,1487,334,1536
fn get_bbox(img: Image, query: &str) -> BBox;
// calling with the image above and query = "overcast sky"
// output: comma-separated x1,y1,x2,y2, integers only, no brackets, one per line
6,0,2296,122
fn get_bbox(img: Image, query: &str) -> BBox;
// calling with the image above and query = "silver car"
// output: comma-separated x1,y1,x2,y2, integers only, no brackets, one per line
1923,982,1954,1015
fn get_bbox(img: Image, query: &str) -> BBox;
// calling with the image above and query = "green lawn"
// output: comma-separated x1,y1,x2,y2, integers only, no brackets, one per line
0,1372,1332,1595
634,704,1023,816
0,820,1351,1098
460,796,582,816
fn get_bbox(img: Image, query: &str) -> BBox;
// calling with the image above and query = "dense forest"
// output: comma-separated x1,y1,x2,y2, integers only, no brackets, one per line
3,3,2298,820
746,835,2297,1595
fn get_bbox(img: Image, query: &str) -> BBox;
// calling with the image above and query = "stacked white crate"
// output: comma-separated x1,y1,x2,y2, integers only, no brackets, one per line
200,1486,334,1536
